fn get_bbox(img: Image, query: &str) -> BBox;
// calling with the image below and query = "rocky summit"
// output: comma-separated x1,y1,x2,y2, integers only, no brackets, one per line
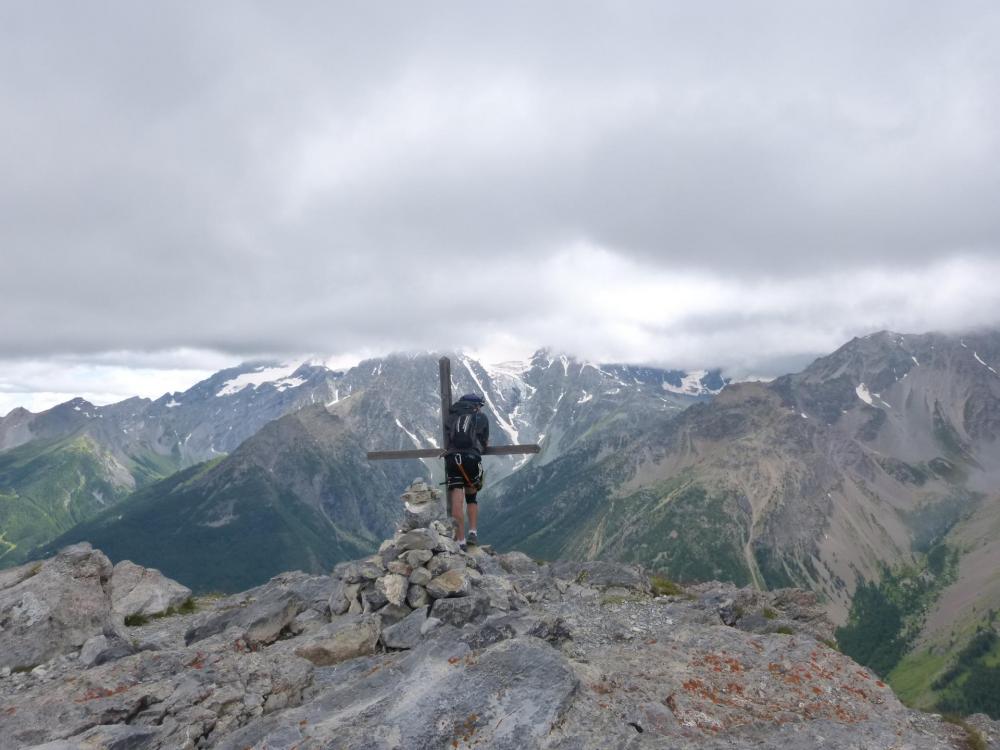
3,504,1000,748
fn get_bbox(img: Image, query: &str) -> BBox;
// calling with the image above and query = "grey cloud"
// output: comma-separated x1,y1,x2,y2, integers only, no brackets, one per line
1,1,999,366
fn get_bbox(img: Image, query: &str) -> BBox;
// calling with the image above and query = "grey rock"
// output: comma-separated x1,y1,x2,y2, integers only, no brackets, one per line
426,568,471,599
376,573,408,607
476,573,519,611
426,552,467,576
361,585,389,612
420,616,442,635
78,627,136,668
548,560,649,592
359,560,384,579
431,593,490,627
278,572,342,614
293,614,381,666
435,535,462,554
0,543,113,671
2,637,313,749
381,607,428,649
430,518,454,539
30,724,161,749
460,617,520,650
335,561,364,584
378,543,399,567
185,587,303,647
401,549,433,568
498,550,540,576
288,609,327,639
395,528,440,552
378,603,412,626
108,560,191,620
215,637,578,750
328,578,350,616
386,560,412,576
408,566,432,586
406,583,430,609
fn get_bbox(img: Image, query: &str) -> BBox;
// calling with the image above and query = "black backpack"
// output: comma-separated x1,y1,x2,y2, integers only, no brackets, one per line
447,401,481,452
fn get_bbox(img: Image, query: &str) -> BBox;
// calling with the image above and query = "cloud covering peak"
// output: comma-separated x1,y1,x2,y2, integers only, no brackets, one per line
2,1,999,407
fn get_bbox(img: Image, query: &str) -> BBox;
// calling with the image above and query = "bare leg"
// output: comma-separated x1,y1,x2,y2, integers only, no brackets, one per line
450,487,465,540
467,499,478,533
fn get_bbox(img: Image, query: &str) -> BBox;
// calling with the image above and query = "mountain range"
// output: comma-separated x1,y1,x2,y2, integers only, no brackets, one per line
5,330,1000,716
6,351,722,581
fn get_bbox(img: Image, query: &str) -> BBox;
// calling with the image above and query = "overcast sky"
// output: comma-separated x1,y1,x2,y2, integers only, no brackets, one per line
3,1,1000,414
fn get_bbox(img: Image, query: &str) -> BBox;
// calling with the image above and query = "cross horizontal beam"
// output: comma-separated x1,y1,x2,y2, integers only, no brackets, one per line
367,444,540,461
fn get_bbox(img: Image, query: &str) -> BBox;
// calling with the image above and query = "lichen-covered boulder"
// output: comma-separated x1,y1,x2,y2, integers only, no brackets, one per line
0,544,113,671
109,560,191,620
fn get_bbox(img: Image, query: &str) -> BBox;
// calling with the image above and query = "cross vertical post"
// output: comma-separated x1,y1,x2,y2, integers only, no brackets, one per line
438,356,452,516
439,356,452,448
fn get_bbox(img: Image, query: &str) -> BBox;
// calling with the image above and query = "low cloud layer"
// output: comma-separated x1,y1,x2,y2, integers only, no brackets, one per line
2,2,999,411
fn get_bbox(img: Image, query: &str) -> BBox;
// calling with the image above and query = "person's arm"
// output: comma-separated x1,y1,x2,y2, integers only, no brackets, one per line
478,412,490,449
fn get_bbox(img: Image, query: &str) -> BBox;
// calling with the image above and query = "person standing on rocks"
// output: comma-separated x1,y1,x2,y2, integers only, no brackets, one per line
445,393,489,550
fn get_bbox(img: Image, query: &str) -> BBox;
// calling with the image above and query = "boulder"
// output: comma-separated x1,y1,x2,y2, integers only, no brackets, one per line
293,615,381,666
359,560,383,580
78,625,136,667
548,560,649,592
378,603,412,626
0,543,114,671
426,569,471,599
361,585,388,612
427,553,466,576
377,573,409,607
216,637,578,750
381,607,429,650
185,587,303,647
431,593,490,627
498,550,539,576
109,560,191,620
409,566,432,586
328,578,351,616
387,560,412,576
395,528,440,552
401,549,433,568
407,583,430,609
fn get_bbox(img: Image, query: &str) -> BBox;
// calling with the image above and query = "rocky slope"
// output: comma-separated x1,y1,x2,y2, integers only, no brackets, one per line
483,330,1000,702
2,497,996,749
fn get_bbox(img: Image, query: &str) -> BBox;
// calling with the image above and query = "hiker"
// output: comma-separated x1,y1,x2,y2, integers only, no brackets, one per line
445,393,489,550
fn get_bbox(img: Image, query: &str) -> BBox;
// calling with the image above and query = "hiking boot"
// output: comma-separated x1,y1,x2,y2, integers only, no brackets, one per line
467,530,478,546
458,539,468,552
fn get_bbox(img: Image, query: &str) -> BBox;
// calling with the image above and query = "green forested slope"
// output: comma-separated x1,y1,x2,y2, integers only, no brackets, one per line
0,435,135,565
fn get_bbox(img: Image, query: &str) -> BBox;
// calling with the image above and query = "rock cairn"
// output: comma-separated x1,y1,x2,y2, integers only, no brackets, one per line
326,480,526,651
397,476,446,532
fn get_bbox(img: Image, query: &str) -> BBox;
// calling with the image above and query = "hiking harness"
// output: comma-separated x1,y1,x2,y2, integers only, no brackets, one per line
451,452,478,491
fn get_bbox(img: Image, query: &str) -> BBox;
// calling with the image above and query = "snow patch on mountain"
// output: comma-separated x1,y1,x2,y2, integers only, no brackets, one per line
216,364,304,397
856,383,874,406
394,418,423,448
973,352,998,375
662,370,710,396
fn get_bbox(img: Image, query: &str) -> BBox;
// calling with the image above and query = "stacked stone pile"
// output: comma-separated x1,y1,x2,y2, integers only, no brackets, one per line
326,518,528,652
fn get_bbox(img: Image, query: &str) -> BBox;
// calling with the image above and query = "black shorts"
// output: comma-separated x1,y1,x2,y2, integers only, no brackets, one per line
445,452,484,501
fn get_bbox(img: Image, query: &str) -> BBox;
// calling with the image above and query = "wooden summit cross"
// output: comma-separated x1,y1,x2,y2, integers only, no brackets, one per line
366,356,540,463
